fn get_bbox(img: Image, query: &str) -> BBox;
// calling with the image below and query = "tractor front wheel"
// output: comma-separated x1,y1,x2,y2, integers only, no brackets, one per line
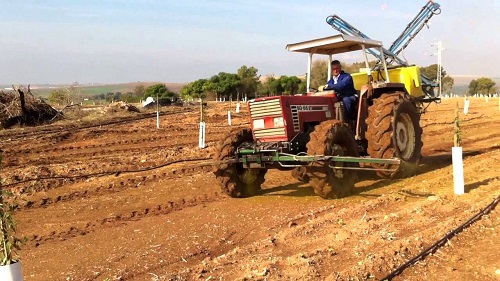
214,128,267,198
306,120,359,199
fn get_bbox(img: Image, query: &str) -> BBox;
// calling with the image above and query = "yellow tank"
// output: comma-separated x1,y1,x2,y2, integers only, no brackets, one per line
351,65,424,98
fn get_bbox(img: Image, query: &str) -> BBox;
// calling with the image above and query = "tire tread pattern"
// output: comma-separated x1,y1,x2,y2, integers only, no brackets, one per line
365,92,423,178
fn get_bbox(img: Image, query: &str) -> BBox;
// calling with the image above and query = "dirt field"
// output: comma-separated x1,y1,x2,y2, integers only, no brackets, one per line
1,97,499,281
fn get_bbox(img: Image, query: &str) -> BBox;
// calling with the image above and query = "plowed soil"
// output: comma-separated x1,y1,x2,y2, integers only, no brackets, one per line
1,97,499,281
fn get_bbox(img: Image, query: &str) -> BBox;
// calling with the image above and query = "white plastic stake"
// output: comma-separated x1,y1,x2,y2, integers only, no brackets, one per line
227,111,232,126
486,96,489,103
452,146,465,195
156,110,160,128
198,122,206,148
463,99,470,115
236,102,240,113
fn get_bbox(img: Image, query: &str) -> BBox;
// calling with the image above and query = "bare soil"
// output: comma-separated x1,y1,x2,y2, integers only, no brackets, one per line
1,97,499,281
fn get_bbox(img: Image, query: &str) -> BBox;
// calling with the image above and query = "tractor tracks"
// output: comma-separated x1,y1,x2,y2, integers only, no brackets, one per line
27,191,227,249
15,156,230,249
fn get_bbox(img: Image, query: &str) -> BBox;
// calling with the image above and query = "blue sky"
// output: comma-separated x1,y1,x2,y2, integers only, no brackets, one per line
0,0,498,84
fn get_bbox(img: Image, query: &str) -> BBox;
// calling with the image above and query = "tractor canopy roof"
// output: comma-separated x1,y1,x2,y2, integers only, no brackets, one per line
286,34,382,55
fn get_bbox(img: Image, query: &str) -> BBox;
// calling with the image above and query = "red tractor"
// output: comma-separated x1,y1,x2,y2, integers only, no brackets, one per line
214,34,425,199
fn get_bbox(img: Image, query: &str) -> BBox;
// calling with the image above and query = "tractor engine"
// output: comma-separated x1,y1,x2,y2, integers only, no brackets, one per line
248,94,342,154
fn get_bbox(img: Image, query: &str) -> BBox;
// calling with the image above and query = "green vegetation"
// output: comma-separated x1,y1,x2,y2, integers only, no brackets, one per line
143,84,176,100
0,152,24,265
23,63,497,105
181,65,305,101
35,84,134,98
468,77,496,95
419,64,454,94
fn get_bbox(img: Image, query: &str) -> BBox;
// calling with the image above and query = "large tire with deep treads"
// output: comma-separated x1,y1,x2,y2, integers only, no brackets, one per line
366,92,423,178
213,128,267,198
306,120,359,199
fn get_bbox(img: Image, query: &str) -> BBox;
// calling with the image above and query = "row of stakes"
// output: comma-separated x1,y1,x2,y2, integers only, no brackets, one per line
454,95,500,194
199,100,245,149
462,95,500,115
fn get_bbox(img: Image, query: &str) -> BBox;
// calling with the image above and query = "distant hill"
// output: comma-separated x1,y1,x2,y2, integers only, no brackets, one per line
3,75,498,98
2,82,187,98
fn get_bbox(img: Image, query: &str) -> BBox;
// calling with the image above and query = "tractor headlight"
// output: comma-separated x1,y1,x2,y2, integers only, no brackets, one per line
273,117,284,127
253,119,265,129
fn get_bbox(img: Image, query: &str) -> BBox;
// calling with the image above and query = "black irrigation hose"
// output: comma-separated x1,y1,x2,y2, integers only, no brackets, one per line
380,195,500,281
2,157,213,190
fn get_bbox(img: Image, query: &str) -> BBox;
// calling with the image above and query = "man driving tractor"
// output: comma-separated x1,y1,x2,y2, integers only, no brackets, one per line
324,60,358,123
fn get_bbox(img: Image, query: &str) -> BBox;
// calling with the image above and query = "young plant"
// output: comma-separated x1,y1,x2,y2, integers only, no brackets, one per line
0,152,24,265
454,102,461,147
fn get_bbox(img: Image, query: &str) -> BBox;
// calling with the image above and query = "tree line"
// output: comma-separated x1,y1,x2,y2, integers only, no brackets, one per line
47,62,496,105
467,78,497,95
47,83,177,105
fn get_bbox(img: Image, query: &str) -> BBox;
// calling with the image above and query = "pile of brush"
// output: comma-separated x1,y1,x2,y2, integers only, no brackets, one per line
0,85,60,129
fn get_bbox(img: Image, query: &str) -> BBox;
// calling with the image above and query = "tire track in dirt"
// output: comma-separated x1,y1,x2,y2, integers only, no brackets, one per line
7,158,216,195
160,150,500,280
19,164,215,208
168,186,499,280
4,129,217,156
24,191,227,249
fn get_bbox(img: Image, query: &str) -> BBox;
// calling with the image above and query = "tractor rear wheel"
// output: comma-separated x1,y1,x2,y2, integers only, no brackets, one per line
365,92,423,178
214,128,267,198
306,120,359,199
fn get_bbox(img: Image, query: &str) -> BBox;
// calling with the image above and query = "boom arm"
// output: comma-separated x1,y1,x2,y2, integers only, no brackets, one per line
390,1,441,58
326,1,441,67
325,1,441,98
325,15,407,66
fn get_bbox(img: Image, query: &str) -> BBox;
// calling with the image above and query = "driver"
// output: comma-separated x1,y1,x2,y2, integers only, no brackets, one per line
324,60,357,122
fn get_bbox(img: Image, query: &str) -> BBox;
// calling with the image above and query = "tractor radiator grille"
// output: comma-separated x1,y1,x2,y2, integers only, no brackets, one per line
254,128,286,139
249,99,282,118
250,99,286,139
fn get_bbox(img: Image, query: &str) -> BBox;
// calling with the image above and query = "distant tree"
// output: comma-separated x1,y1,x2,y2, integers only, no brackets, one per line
269,77,283,96
298,79,307,94
105,92,115,102
121,92,136,103
144,84,166,99
201,81,217,100
469,77,496,95
48,89,68,106
257,75,276,97
205,72,240,101
416,64,454,94
279,76,302,95
181,79,207,100
442,76,454,94
63,82,81,105
191,79,207,99
258,75,305,96
468,79,478,96
144,83,176,100
134,84,145,99
114,92,122,101
310,60,329,89
237,65,260,100
420,64,443,81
